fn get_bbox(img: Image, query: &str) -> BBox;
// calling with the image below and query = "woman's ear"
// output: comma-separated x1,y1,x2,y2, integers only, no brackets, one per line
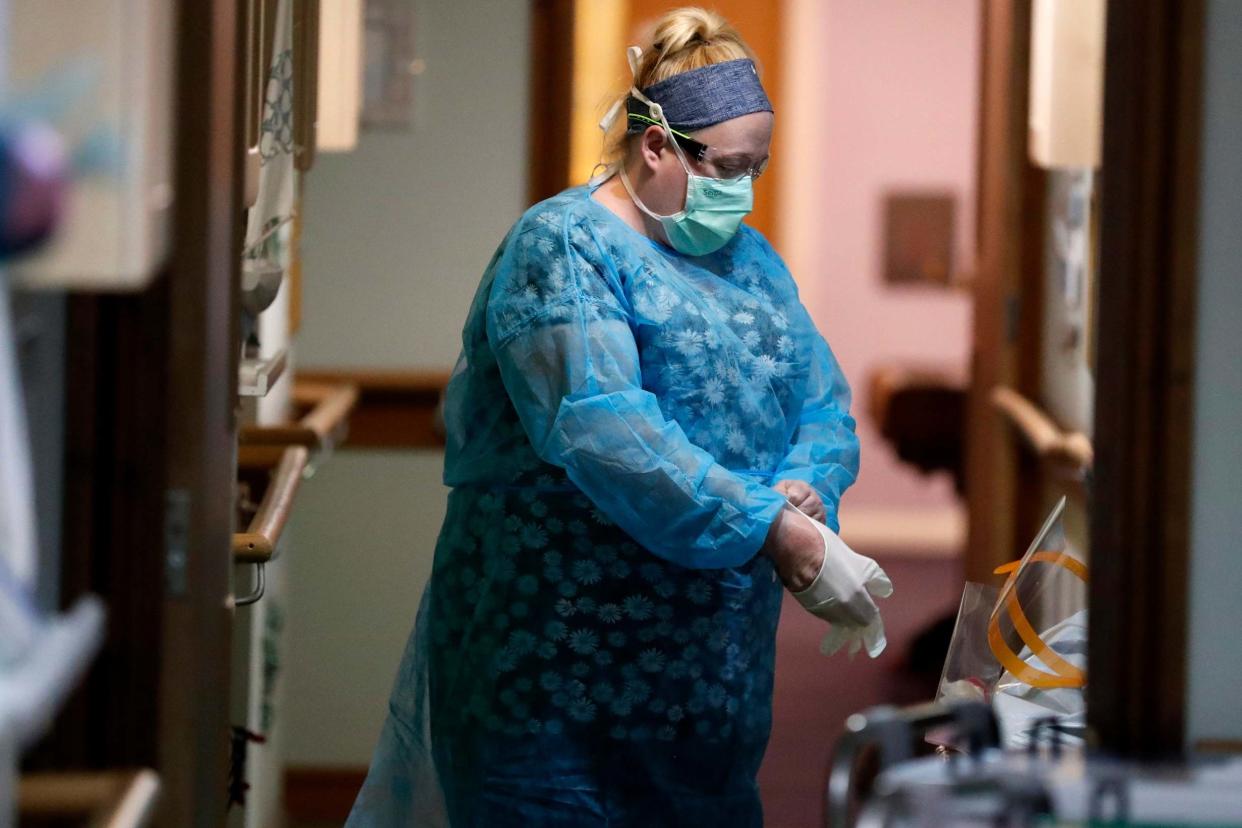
639,125,668,171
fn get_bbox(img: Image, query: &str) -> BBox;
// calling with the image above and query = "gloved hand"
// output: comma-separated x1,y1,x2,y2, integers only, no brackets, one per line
785,504,894,658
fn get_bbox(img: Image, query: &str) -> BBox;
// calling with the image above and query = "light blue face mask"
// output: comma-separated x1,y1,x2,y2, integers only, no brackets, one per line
618,147,753,257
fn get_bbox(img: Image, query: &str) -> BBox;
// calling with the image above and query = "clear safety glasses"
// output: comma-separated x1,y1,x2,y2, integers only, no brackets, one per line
628,113,770,180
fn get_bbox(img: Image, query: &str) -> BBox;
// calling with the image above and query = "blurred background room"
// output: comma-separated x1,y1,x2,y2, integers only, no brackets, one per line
2,0,1240,826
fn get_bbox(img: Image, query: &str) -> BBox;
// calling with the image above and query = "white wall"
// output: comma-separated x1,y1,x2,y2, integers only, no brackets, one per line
284,452,449,765
1035,170,1096,560
1186,0,1242,747
282,0,530,767
1040,171,1095,436
294,1,530,371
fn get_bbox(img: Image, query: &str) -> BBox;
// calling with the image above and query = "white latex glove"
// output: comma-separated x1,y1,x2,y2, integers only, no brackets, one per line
786,504,894,658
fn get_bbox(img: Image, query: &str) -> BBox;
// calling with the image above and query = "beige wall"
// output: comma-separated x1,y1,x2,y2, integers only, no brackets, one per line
282,0,530,766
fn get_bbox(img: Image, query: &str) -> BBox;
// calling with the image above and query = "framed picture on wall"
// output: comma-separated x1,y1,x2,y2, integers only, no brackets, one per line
881,191,957,286
362,0,418,129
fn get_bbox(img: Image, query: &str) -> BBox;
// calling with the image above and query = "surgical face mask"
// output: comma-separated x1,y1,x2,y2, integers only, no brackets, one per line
619,150,753,257
602,61,755,257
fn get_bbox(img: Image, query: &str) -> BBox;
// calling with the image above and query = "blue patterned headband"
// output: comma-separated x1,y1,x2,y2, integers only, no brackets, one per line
625,58,773,135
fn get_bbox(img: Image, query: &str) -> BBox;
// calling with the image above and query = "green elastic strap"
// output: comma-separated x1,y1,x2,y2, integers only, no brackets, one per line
627,112,695,141
626,113,707,160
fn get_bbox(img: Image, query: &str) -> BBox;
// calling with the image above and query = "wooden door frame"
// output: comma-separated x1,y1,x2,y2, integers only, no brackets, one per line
156,0,244,822
969,0,1204,755
34,5,244,821
1087,0,1204,757
526,0,575,205
29,289,172,775
964,0,1047,584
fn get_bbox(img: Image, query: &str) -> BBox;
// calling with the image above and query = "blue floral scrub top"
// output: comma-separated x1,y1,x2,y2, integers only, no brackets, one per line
346,184,859,827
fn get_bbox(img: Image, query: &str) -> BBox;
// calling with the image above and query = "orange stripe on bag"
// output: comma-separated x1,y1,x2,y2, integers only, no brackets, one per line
987,550,1088,689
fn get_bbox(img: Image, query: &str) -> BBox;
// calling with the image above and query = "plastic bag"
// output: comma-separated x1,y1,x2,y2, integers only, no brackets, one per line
987,496,1088,748
991,609,1087,748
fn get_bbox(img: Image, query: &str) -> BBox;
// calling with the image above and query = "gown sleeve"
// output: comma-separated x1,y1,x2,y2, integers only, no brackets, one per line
485,206,786,570
773,330,860,533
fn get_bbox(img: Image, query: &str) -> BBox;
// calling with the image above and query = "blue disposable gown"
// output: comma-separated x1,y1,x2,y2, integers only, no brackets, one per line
346,184,859,827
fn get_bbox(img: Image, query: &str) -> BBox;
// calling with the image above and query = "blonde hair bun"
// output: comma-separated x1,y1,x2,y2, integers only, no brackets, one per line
597,7,758,169
651,8,730,57
642,7,755,85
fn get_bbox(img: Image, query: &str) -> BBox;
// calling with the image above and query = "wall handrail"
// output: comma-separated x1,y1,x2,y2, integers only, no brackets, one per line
19,769,160,828
238,381,359,450
990,386,1094,472
233,446,309,564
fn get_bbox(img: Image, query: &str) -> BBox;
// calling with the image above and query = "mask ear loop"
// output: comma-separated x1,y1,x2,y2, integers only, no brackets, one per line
593,46,695,187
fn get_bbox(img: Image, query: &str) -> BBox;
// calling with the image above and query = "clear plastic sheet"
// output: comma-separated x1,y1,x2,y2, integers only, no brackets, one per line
935,582,1003,706
935,498,1088,750
988,497,1087,748
988,498,1086,692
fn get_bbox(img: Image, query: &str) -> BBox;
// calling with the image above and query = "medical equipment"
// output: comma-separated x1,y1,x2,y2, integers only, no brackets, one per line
241,0,294,317
828,701,1242,827
935,582,1002,707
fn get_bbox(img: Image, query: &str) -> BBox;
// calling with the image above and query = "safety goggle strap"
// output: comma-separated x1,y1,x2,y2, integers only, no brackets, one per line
597,46,694,172
598,45,644,132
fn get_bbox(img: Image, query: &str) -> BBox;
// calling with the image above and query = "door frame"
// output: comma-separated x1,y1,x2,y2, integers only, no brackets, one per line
156,0,245,822
968,0,1205,756
1088,0,1204,757
39,4,244,821
964,0,1047,584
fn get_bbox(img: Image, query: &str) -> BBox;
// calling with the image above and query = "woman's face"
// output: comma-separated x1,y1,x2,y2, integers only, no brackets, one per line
637,111,774,215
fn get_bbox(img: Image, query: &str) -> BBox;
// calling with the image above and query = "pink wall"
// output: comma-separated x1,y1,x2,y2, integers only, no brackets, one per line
779,0,980,515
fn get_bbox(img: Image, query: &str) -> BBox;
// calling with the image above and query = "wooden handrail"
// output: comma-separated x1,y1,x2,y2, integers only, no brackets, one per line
20,769,160,827
990,386,1094,471
297,381,359,442
295,367,450,449
238,381,359,449
296,368,451,394
1195,739,1242,755
233,446,309,563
